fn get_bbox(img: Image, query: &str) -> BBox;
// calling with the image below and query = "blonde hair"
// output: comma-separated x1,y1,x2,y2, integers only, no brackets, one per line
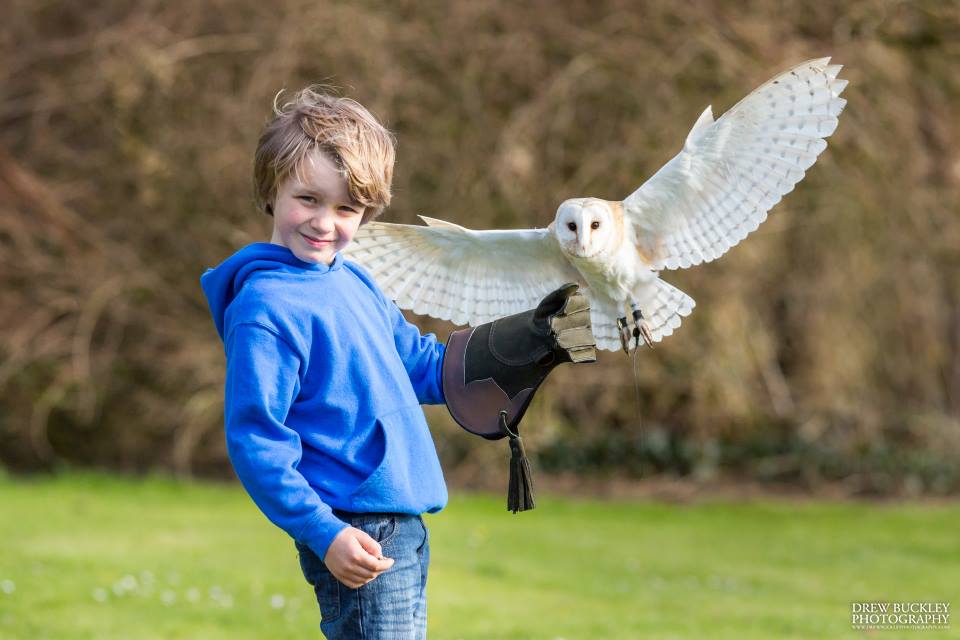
254,86,395,224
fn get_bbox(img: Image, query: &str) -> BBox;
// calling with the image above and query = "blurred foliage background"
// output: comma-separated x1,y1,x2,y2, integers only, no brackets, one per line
1,0,957,495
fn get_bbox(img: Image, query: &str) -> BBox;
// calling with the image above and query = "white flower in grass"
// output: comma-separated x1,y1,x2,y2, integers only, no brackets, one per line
0,580,14,594
186,587,201,603
160,590,177,606
708,574,738,592
207,585,233,608
92,588,108,602
270,594,286,609
107,575,136,597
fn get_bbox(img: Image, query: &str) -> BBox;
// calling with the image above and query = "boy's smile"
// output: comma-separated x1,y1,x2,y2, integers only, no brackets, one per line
270,150,365,265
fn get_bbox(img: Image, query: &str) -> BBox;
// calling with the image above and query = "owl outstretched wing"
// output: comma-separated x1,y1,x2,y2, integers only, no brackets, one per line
343,216,583,326
622,57,848,270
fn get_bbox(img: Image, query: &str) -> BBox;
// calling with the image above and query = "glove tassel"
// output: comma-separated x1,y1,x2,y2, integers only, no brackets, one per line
499,410,535,513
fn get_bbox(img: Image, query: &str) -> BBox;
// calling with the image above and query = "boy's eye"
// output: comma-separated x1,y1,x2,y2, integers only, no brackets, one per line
339,206,359,214
297,195,317,204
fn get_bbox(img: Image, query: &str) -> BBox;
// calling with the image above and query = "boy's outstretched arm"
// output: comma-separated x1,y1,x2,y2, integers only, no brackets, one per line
386,300,447,405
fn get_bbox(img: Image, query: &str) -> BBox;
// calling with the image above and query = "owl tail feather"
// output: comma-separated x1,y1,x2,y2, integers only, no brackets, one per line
635,278,696,344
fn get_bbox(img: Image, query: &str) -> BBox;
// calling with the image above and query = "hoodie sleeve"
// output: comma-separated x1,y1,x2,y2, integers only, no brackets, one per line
387,299,446,406
224,321,348,559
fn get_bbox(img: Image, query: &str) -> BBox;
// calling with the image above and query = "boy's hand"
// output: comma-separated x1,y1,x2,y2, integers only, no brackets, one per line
323,526,395,588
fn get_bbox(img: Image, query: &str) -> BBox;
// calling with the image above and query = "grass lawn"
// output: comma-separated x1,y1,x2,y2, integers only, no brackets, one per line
0,471,956,639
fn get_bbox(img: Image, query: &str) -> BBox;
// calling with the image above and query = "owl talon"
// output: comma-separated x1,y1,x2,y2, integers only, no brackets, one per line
633,322,654,349
617,317,632,354
631,306,654,349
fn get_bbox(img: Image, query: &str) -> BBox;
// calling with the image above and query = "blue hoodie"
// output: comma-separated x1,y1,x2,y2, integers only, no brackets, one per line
200,242,447,559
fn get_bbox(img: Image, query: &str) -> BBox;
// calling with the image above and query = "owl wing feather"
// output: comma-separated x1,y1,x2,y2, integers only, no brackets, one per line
343,216,584,326
622,57,848,270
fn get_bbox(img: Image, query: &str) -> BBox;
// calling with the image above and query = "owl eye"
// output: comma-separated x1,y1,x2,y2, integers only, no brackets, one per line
590,221,600,230
567,222,577,231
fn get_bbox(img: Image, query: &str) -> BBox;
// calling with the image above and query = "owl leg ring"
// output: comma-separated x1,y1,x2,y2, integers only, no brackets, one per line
630,302,654,350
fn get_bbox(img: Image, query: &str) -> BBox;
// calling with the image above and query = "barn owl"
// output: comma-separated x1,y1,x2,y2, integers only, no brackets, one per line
343,57,848,353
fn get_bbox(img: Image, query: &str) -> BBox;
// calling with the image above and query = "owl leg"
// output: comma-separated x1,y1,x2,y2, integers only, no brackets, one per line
616,317,632,354
630,302,654,350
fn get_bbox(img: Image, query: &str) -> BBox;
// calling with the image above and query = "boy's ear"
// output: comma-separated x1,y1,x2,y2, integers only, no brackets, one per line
361,205,384,225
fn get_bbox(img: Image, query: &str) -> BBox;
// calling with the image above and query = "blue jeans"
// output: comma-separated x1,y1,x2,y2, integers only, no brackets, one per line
296,511,430,639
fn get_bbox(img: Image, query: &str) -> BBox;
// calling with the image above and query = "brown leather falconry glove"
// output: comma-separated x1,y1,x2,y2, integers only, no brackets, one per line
442,282,597,512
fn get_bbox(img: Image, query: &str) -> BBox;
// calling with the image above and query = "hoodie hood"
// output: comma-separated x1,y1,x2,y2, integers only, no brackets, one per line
200,242,343,341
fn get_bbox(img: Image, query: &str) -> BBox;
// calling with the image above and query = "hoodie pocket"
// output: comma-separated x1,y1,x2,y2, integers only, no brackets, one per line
348,405,446,512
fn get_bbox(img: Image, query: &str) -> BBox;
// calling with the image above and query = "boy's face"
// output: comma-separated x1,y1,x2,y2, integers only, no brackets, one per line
270,150,365,265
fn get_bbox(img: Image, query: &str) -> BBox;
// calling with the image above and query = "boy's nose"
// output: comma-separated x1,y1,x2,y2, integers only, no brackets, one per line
310,210,336,233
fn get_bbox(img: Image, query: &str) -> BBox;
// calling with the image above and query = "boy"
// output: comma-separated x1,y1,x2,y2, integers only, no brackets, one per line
200,87,595,639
